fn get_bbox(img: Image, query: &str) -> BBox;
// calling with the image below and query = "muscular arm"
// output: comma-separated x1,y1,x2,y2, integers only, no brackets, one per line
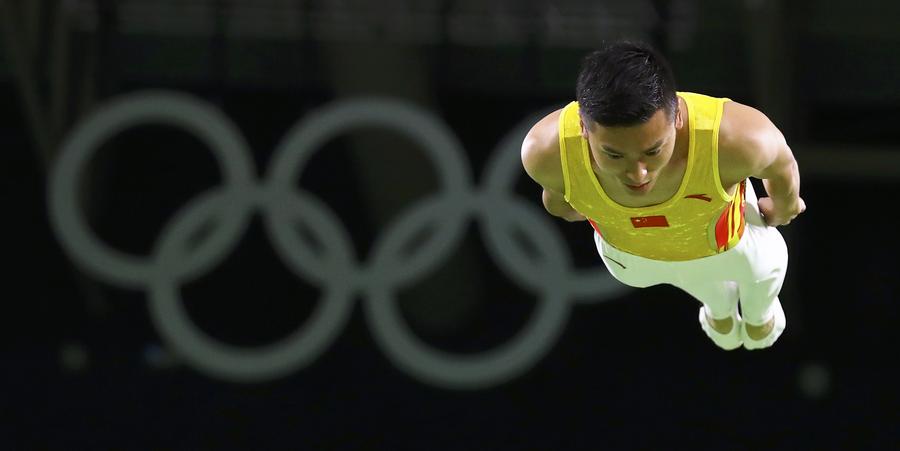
521,110,586,222
719,102,806,226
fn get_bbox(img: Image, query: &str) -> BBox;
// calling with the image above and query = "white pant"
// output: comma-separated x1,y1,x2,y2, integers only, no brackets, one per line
593,182,788,324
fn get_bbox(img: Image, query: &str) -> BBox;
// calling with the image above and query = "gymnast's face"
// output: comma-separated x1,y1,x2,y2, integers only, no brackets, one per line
580,106,682,196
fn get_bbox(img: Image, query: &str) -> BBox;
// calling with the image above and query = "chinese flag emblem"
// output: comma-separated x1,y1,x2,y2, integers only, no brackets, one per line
630,215,669,228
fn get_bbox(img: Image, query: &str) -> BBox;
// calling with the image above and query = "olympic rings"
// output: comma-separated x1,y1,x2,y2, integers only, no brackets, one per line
48,90,632,389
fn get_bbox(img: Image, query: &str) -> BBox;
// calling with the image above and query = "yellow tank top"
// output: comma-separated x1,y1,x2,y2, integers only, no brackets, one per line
558,92,745,261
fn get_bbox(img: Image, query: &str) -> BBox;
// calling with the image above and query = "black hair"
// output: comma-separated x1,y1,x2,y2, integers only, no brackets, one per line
575,40,678,127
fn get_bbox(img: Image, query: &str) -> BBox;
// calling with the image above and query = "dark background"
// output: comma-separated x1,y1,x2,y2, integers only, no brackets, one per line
3,0,900,450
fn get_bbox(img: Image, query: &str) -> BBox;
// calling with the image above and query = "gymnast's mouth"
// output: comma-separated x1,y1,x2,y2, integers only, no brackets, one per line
624,181,651,193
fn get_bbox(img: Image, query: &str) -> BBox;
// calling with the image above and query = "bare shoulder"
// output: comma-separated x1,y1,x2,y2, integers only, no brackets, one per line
521,108,566,194
718,100,788,185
